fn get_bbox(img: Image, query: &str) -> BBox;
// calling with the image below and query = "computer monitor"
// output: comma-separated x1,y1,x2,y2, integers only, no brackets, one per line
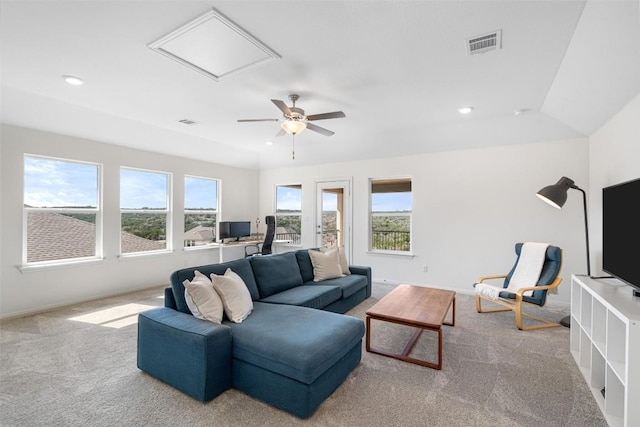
218,221,251,241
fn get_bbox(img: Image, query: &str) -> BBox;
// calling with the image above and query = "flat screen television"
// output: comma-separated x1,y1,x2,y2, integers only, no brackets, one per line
218,221,251,242
602,178,640,297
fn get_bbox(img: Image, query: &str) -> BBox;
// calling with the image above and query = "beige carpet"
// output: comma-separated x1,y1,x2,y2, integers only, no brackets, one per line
0,283,606,426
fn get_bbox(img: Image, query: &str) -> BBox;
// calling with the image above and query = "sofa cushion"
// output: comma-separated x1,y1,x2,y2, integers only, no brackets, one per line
170,258,260,314
305,274,368,299
259,285,341,309
335,246,351,275
183,270,224,324
211,269,253,323
295,249,316,282
308,248,343,281
250,252,303,298
225,302,364,384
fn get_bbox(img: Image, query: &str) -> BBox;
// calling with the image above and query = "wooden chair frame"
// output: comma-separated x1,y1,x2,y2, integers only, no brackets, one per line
475,275,563,331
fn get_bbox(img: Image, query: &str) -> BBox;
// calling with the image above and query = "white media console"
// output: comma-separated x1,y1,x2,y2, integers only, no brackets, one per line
570,274,640,427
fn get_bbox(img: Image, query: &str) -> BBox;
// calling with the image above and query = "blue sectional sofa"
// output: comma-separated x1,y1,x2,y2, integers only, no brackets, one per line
137,249,372,418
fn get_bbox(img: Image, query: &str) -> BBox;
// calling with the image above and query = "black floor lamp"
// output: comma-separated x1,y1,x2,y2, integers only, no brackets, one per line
536,176,589,328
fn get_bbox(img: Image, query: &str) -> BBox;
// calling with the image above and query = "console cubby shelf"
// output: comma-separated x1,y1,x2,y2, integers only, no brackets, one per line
570,275,640,427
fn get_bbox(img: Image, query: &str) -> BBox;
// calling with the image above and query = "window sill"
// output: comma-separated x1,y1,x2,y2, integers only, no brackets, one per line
117,249,174,260
19,257,105,273
184,244,221,251
366,250,415,259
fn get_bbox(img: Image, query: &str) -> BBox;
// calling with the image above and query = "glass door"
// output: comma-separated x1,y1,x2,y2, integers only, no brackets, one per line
316,179,352,257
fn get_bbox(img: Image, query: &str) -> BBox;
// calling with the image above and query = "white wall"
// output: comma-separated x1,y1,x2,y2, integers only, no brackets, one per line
2,93,636,318
259,137,591,308
0,125,259,318
588,93,640,274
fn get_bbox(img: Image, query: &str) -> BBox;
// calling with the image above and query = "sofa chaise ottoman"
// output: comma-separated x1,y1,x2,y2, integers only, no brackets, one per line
137,249,371,418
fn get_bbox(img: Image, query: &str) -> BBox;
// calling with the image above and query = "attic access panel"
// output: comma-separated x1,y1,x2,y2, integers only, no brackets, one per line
148,7,280,81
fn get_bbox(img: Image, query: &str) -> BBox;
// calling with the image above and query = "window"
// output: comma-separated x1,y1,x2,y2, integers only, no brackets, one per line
275,184,302,244
23,155,101,264
370,178,412,252
120,168,170,254
184,176,218,247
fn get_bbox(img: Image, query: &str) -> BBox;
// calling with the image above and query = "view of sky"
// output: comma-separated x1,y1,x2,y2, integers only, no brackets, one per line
25,156,411,212
185,176,218,210
323,192,337,211
24,158,218,210
277,185,411,212
24,156,98,208
276,186,302,211
372,192,412,212
120,168,168,209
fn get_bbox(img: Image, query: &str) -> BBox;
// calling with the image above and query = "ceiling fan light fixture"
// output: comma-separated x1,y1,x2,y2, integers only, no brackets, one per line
281,120,307,135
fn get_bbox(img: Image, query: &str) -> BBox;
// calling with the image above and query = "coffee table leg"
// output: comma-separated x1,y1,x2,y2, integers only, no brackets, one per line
437,327,443,370
401,328,423,357
366,317,444,370
443,297,455,326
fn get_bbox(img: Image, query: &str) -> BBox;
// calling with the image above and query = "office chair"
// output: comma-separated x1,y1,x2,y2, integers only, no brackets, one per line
245,216,276,257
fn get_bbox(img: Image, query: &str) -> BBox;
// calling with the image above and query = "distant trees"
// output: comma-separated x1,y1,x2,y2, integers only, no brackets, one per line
121,213,166,240
184,213,216,231
275,210,301,234
63,210,410,249
371,213,410,251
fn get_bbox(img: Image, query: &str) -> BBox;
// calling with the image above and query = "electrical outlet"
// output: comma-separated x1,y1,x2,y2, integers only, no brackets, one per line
422,265,428,272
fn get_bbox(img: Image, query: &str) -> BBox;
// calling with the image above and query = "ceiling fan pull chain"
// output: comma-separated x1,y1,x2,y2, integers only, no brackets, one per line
292,135,296,160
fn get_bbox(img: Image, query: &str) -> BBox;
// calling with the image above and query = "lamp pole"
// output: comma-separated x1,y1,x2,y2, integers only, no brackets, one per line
536,176,592,328
575,186,591,276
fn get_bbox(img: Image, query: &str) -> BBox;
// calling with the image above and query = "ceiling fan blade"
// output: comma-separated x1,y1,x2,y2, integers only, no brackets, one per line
306,111,346,121
306,122,335,136
237,119,279,122
275,128,286,137
271,99,292,116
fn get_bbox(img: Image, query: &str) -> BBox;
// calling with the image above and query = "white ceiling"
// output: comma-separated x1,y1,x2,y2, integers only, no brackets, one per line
2,0,639,170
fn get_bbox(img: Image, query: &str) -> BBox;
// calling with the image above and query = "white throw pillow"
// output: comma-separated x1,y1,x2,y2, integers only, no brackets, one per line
309,248,343,282
211,269,253,323
323,246,351,275
183,270,224,324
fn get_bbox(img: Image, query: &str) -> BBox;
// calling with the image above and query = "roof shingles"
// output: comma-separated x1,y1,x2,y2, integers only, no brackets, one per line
27,211,164,263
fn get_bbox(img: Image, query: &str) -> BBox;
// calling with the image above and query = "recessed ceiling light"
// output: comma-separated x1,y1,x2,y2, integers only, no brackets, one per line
265,141,274,146
62,75,84,85
514,109,530,116
458,106,473,114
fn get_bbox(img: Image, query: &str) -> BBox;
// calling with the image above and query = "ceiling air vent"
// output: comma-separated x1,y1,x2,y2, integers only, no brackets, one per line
466,30,502,55
179,119,199,125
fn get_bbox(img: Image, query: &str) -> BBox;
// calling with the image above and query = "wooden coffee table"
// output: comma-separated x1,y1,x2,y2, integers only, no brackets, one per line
365,284,455,370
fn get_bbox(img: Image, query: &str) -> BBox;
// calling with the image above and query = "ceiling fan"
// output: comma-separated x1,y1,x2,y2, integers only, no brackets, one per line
238,94,345,137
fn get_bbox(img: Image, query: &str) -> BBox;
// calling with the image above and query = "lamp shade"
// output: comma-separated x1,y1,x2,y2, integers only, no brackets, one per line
536,176,576,209
281,120,306,135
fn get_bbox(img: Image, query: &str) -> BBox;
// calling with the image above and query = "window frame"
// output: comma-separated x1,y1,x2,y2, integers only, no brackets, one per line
274,183,302,246
183,175,220,249
368,177,413,254
22,154,103,266
119,166,172,256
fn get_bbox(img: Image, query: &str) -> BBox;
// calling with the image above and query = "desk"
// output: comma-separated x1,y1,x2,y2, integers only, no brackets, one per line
216,240,261,263
214,239,294,263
